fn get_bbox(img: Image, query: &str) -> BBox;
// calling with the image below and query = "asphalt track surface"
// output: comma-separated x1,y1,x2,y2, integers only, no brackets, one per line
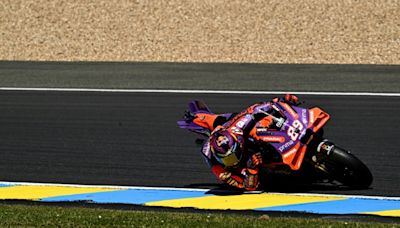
0,90,399,197
1,61,400,92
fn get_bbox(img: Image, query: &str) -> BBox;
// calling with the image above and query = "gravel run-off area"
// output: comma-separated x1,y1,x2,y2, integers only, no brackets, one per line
1,0,399,64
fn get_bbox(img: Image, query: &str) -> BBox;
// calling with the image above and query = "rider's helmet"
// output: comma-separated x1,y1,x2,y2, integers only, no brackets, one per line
209,127,244,167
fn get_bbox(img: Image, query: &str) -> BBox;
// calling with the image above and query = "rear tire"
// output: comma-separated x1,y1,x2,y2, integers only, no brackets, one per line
324,146,373,189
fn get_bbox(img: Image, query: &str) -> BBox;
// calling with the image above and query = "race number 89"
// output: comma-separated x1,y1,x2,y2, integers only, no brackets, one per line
287,120,303,141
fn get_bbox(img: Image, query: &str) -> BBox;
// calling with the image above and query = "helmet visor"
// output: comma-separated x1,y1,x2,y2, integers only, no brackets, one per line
215,143,241,167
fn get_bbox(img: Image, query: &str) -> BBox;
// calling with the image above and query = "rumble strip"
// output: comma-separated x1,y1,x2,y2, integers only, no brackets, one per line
0,181,399,217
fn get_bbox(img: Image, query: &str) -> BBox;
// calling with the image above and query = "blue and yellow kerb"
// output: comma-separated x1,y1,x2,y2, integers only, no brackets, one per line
0,182,399,217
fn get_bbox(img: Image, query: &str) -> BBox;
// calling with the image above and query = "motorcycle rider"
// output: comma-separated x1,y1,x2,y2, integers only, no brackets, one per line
195,94,299,191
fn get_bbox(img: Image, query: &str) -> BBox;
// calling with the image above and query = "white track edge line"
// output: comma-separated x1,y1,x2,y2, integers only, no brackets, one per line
1,181,400,201
1,87,400,97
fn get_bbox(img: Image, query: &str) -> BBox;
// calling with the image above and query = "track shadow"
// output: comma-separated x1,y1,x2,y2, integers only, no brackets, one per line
185,172,371,196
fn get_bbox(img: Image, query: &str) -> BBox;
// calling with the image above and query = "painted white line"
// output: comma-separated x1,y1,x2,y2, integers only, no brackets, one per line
0,87,400,97
1,181,400,201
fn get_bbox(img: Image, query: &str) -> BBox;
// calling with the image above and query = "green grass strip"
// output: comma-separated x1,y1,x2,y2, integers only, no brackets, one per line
0,204,397,227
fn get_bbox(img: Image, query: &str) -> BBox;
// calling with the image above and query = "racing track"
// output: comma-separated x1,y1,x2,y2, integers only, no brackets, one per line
0,90,399,197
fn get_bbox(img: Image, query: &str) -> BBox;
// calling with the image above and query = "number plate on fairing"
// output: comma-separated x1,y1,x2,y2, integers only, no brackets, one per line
266,103,310,155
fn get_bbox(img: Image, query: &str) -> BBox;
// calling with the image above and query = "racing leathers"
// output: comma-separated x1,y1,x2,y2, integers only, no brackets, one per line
198,95,299,191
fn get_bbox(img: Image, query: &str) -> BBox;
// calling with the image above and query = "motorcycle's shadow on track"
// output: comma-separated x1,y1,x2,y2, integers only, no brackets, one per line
258,173,360,193
185,171,371,196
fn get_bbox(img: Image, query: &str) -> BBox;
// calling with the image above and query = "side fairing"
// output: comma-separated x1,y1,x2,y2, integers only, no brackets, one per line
255,103,313,170
257,103,309,154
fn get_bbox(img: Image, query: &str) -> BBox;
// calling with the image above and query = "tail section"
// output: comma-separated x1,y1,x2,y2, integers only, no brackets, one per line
177,100,215,137
178,100,235,138
188,100,213,114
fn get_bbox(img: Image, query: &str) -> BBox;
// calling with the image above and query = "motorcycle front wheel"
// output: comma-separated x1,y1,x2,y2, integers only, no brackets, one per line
323,146,373,189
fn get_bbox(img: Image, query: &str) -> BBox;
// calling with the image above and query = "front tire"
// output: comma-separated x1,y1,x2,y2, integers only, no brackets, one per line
323,146,373,189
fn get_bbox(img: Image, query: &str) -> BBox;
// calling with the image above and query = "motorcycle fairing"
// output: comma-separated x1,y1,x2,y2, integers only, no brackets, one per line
256,102,330,170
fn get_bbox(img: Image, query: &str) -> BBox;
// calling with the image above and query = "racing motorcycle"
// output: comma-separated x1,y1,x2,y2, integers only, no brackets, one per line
177,99,373,189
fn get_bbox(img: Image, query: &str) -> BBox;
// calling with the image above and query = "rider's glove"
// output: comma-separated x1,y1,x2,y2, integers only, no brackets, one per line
284,94,300,105
219,172,244,188
247,152,263,169
243,168,259,191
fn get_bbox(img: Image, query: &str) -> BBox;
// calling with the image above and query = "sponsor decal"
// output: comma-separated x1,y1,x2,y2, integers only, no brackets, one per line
301,109,308,124
260,136,285,143
256,128,269,133
279,140,294,152
272,104,280,112
323,144,334,155
230,126,243,135
236,120,246,128
318,141,334,155
202,142,211,158
234,114,252,129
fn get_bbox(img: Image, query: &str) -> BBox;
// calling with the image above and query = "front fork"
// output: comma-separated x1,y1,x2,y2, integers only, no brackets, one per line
303,139,337,177
308,139,352,180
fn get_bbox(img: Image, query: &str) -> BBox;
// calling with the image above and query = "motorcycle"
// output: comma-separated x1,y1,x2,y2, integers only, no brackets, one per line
177,99,373,189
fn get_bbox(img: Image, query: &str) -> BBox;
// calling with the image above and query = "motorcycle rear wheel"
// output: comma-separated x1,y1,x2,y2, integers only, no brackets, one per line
324,146,373,189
